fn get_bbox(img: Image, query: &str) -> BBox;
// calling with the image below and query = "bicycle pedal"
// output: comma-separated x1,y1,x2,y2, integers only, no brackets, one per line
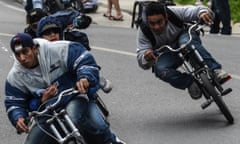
221,88,232,96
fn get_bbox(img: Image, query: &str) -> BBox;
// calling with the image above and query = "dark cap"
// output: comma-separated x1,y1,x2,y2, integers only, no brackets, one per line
10,33,34,52
27,8,47,24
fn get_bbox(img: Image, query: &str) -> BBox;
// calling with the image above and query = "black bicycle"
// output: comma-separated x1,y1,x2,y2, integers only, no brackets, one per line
23,87,110,144
154,23,234,124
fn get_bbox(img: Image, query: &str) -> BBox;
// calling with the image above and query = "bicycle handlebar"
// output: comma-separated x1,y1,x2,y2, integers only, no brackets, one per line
17,88,84,134
30,88,81,117
154,23,204,56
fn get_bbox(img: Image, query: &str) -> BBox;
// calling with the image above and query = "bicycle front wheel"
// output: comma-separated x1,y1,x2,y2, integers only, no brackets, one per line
200,73,234,124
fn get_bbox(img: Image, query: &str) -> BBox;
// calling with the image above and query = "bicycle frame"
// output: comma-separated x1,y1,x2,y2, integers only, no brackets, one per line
27,88,87,144
154,23,234,123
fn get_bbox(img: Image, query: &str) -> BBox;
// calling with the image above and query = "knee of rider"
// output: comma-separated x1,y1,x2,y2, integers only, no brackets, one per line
178,31,201,47
155,67,169,79
71,114,86,127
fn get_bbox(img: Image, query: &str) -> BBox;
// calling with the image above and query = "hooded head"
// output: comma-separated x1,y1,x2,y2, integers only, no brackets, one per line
37,16,63,39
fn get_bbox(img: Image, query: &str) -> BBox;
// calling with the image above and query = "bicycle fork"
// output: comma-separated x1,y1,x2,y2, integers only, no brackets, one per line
47,109,87,144
180,45,232,109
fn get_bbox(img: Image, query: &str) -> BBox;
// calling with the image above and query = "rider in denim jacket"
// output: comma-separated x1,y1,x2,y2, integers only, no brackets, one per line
5,33,125,144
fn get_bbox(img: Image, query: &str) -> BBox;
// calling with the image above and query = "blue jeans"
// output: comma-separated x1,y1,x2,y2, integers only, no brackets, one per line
24,97,117,144
154,31,221,89
210,0,231,34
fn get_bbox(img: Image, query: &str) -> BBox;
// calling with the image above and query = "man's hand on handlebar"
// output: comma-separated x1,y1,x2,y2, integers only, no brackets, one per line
199,12,213,25
41,83,58,103
16,117,29,134
76,78,90,94
144,49,157,62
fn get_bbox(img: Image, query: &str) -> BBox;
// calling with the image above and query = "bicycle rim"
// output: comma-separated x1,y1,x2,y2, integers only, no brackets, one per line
200,73,234,124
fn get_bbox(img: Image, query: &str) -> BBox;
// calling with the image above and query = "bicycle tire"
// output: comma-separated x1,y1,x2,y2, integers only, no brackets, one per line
200,73,234,124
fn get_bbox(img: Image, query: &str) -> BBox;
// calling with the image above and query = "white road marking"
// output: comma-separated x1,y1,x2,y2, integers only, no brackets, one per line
0,1,25,12
92,46,136,57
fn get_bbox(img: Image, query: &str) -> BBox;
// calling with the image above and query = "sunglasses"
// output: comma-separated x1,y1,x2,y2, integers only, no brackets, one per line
42,28,60,36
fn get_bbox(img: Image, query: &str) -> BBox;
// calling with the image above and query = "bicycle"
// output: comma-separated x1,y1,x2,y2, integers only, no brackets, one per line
22,88,107,144
153,23,234,124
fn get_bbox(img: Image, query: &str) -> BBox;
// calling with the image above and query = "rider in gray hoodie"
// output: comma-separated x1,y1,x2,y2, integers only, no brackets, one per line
136,2,230,99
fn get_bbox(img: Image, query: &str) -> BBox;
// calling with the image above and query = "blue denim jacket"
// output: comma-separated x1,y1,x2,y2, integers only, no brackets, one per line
5,39,100,126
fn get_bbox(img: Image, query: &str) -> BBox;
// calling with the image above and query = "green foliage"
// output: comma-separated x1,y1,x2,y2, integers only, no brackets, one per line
229,0,240,23
174,0,240,23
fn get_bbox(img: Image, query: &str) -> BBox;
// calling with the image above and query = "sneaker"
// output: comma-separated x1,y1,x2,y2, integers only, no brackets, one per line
188,81,202,100
221,27,232,35
214,69,232,84
221,31,232,35
111,136,126,144
100,77,112,93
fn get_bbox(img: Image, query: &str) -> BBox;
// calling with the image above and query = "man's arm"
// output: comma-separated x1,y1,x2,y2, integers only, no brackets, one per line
67,42,100,90
4,81,29,128
169,5,214,23
136,29,156,70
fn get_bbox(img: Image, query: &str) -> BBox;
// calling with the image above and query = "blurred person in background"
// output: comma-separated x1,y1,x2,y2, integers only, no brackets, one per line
24,8,48,38
103,0,124,21
210,0,232,35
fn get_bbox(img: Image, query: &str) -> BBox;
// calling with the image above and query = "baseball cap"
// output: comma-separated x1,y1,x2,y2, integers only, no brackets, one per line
10,33,34,52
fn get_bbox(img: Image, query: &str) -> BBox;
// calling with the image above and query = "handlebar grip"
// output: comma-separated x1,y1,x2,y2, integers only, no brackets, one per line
153,50,159,57
16,130,22,135
24,117,31,125
197,19,205,25
16,118,30,135
16,117,30,135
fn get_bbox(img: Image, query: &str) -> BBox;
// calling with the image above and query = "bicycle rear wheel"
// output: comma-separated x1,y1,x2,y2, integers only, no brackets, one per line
200,73,234,124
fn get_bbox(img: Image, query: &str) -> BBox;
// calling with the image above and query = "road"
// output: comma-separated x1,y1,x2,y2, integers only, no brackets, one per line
0,1,240,144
